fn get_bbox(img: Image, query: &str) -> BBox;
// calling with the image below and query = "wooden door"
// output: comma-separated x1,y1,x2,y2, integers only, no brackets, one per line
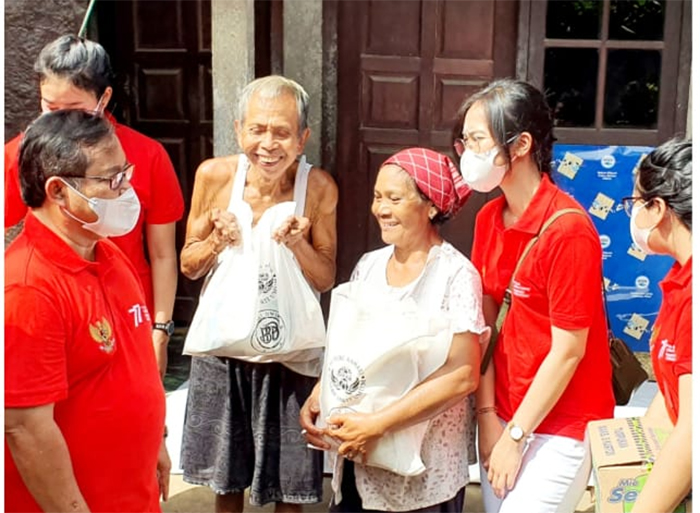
335,0,519,282
97,0,213,322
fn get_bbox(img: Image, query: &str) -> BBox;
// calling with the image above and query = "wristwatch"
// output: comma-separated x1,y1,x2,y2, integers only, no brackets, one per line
153,320,175,337
507,422,525,443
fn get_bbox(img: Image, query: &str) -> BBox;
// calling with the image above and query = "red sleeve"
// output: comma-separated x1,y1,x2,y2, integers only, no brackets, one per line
5,137,28,228
470,209,487,281
5,286,68,407
673,297,692,377
144,143,184,225
545,228,603,331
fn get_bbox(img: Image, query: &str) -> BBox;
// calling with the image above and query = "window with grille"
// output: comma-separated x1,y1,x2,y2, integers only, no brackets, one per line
522,0,691,145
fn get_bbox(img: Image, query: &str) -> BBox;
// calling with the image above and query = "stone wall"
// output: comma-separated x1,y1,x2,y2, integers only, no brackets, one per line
5,0,87,141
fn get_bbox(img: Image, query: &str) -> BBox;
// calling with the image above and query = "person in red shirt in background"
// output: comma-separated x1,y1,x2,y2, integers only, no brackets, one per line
623,138,692,513
5,35,184,377
5,109,169,512
455,79,615,513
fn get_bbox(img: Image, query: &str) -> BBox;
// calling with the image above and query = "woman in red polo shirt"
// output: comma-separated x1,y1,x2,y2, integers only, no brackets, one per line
624,138,692,513
4,35,184,377
455,79,615,513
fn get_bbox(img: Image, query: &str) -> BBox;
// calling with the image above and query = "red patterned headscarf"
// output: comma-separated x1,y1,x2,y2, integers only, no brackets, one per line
382,147,471,217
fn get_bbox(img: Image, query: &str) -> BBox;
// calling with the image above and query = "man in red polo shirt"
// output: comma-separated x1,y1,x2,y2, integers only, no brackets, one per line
5,34,185,377
5,109,169,512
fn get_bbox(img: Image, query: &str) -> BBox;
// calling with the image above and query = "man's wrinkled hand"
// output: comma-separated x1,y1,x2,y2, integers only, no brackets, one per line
272,215,310,247
209,207,241,253
299,384,329,450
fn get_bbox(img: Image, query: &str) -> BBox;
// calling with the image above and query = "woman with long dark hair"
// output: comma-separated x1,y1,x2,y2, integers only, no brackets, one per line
457,79,615,512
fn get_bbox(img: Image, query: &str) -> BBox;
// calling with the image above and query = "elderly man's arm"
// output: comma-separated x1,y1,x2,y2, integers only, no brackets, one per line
6,404,91,512
180,158,240,281
274,168,338,292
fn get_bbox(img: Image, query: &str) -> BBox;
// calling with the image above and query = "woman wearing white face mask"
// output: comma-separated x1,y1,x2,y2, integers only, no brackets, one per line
622,138,692,513
455,79,615,513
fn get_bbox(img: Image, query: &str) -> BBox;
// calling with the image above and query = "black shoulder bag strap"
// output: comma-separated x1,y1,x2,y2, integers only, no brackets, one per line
480,208,585,375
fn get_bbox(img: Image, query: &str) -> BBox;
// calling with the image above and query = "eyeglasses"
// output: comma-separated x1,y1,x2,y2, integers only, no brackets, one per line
453,138,483,157
453,133,518,157
65,162,134,191
620,196,651,217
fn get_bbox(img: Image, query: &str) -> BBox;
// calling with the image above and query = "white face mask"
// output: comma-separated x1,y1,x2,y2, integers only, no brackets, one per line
629,203,657,255
459,146,508,193
60,180,141,238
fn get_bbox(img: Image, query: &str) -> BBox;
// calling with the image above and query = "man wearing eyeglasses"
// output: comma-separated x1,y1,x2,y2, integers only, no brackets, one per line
5,109,170,513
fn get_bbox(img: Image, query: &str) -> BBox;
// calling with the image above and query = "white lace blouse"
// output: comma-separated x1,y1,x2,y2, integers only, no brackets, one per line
332,241,489,511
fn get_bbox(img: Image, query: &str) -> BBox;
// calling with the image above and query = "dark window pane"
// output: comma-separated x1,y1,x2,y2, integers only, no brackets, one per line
604,50,660,128
546,0,602,39
544,48,598,128
609,0,665,41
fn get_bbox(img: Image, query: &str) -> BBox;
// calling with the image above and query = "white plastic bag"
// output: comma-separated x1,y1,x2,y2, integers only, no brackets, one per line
183,201,326,366
318,280,453,476
183,201,257,355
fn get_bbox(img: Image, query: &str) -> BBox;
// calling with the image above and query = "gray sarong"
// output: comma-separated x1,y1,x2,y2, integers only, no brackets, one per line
180,355,323,506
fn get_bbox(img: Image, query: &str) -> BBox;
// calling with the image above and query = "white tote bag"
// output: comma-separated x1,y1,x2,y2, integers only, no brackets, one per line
318,280,453,476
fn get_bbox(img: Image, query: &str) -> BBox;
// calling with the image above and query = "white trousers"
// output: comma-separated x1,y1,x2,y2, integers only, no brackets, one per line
479,430,591,513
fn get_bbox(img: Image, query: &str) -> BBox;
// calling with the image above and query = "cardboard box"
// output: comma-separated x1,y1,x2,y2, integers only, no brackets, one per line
588,417,692,513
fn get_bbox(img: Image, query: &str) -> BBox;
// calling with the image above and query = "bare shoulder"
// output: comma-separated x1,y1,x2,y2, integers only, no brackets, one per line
195,155,239,186
306,166,338,206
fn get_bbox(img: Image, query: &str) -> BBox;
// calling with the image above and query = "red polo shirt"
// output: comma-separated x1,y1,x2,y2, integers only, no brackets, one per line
5,213,166,513
650,257,692,424
471,175,615,440
4,114,185,312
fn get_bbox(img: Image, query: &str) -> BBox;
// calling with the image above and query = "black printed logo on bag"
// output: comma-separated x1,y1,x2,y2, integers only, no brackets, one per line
328,355,366,403
250,309,286,353
258,264,278,305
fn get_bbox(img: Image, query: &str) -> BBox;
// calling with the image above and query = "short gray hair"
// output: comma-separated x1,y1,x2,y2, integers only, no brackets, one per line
237,75,310,135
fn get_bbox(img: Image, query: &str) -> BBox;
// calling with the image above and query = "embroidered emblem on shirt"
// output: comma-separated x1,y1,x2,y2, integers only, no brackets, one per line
89,317,116,353
657,339,676,362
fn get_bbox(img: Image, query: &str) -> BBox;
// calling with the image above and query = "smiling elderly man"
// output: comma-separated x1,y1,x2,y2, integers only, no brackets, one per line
179,75,338,513
4,109,169,513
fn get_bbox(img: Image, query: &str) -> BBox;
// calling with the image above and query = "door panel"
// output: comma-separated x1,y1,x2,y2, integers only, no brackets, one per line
98,0,213,322
336,0,519,282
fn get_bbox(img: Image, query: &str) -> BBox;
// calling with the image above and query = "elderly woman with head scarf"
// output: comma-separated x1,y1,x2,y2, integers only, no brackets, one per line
301,148,489,512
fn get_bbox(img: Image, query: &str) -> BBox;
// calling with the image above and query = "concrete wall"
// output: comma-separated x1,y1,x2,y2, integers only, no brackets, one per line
211,0,255,157
283,0,323,168
5,0,87,141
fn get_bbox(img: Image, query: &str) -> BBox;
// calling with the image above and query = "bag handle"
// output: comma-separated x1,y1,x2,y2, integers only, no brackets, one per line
600,277,619,347
480,208,585,374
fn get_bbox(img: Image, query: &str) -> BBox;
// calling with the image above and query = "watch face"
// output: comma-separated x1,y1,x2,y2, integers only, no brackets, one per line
509,425,524,442
156,321,175,336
